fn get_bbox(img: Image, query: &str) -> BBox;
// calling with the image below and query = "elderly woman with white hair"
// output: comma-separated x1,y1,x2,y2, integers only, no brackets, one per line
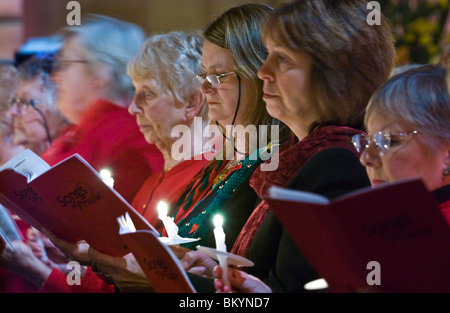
41,14,163,202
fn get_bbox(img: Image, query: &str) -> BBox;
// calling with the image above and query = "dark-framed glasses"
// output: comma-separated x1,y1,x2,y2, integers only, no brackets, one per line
195,72,235,88
9,98,40,112
352,130,419,154
52,59,90,72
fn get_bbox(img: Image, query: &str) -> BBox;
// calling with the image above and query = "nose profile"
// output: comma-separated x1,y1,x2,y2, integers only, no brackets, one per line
359,143,381,169
9,102,21,117
257,59,274,82
128,95,142,116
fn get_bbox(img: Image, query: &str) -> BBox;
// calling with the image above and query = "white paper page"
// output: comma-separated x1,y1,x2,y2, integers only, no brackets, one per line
0,149,51,183
0,204,23,242
268,186,330,205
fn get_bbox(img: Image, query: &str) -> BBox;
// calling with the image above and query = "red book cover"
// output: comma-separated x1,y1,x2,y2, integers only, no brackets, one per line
265,178,450,293
0,149,157,257
118,214,196,293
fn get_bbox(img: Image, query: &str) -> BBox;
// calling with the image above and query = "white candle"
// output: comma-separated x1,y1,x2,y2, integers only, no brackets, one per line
213,215,227,252
157,201,179,240
100,169,114,188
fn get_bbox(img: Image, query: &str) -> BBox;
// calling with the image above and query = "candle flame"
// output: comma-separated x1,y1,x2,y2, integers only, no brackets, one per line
100,169,114,187
213,214,223,228
100,169,112,179
157,201,168,217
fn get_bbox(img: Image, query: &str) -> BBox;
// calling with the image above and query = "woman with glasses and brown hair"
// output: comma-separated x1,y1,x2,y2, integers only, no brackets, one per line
213,0,395,293
83,3,288,292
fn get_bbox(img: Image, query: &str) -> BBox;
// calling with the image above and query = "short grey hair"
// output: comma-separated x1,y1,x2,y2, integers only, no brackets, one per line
127,31,207,119
61,14,146,102
365,64,450,151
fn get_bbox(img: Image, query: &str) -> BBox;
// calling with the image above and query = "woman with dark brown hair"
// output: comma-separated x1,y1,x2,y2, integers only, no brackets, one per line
214,0,395,293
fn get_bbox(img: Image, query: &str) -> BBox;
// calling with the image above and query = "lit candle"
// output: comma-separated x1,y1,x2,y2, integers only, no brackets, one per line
100,169,114,188
213,215,227,252
157,201,179,240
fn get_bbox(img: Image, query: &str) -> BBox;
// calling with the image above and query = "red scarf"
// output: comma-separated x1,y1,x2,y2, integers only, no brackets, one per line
231,126,366,257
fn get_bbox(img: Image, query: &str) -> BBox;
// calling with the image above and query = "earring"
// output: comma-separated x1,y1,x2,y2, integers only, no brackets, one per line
444,166,450,177
443,157,450,177
186,113,191,118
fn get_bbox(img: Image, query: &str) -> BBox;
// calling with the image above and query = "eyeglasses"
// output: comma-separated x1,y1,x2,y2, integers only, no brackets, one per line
9,97,53,143
53,60,90,71
9,98,40,112
352,130,419,154
195,72,235,88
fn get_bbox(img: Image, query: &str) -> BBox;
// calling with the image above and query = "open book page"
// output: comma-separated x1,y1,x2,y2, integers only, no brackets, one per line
0,204,23,241
0,151,157,256
0,205,23,252
266,178,450,292
0,149,50,183
118,213,196,293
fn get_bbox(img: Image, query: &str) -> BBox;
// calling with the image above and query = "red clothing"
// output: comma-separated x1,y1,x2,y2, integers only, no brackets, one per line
39,268,115,293
132,157,210,233
441,200,450,224
40,99,163,202
1,99,164,293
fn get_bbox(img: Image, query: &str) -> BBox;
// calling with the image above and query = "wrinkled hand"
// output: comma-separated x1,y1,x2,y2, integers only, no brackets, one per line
88,248,153,293
213,266,272,293
0,241,52,288
42,229,91,266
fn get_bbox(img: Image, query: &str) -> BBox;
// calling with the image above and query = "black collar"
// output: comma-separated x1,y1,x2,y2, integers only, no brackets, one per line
432,184,450,204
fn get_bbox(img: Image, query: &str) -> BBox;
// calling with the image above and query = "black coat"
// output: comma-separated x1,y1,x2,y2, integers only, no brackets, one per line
247,148,370,292
190,147,370,292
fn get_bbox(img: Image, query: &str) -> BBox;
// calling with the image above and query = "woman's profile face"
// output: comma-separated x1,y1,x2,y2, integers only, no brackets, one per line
10,77,53,152
51,36,99,124
361,112,449,191
199,40,250,127
258,37,317,138
129,76,187,152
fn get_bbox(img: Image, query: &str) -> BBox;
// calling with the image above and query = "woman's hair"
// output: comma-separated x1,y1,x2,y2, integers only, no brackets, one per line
365,64,450,151
17,56,56,109
127,31,208,120
261,0,395,131
61,14,146,102
0,63,19,135
204,3,283,135
0,62,18,111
